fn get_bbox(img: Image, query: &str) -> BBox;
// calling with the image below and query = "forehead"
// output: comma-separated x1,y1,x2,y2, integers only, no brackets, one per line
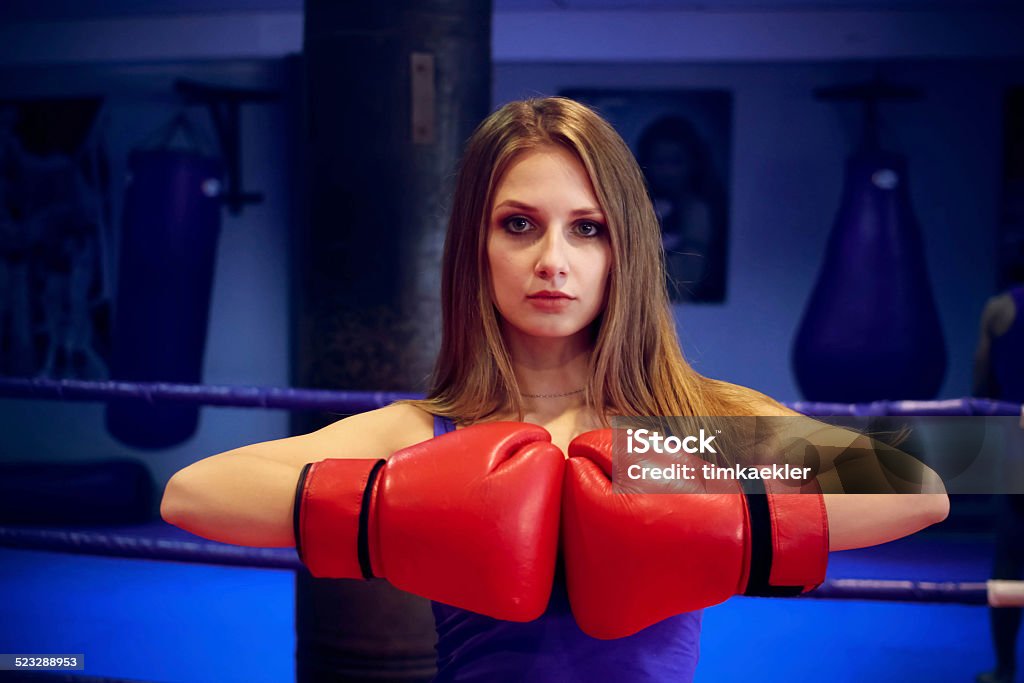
491,145,598,202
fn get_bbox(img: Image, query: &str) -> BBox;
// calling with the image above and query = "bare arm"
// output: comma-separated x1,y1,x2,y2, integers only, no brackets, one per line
161,448,302,547
749,392,950,552
823,490,948,551
159,404,433,547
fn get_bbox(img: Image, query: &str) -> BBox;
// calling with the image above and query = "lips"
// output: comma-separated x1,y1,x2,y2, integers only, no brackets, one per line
528,291,573,299
527,292,573,312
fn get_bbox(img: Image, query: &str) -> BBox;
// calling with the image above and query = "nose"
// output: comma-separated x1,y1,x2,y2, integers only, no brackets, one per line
535,228,569,282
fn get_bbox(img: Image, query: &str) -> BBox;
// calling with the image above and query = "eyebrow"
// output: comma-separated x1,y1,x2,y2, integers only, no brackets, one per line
492,199,604,218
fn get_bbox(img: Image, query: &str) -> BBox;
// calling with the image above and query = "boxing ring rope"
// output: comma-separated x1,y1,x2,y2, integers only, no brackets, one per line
0,376,1021,416
0,376,421,414
1,376,1022,608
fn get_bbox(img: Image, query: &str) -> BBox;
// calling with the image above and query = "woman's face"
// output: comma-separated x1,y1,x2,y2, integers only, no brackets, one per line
486,144,613,343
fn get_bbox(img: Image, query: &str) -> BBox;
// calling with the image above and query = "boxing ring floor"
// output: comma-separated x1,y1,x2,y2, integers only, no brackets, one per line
0,528,1002,682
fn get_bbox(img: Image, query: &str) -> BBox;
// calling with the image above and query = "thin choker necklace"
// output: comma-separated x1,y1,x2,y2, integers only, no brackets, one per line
522,388,586,399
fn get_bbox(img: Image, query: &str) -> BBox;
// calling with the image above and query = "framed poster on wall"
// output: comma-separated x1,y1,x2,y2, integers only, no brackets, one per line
560,88,732,303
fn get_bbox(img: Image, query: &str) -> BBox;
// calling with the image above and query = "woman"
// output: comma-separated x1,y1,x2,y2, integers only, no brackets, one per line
161,97,949,681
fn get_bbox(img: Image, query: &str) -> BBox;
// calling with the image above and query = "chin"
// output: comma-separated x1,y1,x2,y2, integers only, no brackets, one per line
513,320,590,340
534,328,580,339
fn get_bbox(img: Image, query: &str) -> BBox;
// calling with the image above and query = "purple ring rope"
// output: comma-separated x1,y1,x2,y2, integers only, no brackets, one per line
0,376,1021,417
4,519,1021,606
0,376,420,414
0,521,303,571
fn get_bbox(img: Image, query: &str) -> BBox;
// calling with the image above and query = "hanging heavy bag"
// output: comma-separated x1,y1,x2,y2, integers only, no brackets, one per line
792,149,946,402
106,146,223,448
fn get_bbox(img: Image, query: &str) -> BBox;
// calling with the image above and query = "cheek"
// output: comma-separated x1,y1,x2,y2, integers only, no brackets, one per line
486,240,504,283
487,251,518,307
489,247,526,283
488,252,509,285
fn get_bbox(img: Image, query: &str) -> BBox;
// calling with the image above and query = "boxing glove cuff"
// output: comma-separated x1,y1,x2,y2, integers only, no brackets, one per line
294,458,385,579
741,478,829,597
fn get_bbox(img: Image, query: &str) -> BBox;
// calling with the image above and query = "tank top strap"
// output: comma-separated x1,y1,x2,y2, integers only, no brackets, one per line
433,414,457,437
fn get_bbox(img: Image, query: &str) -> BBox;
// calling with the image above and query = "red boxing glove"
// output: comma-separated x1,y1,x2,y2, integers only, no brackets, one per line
294,422,564,622
562,429,828,639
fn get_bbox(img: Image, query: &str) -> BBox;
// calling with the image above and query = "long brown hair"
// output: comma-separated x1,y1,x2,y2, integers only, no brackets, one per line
399,97,773,424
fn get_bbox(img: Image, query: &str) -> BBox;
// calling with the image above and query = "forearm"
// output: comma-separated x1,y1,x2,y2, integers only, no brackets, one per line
161,449,301,548
823,491,949,551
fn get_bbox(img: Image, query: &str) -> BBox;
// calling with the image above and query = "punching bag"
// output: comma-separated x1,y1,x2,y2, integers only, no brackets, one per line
106,148,223,448
296,2,491,680
793,149,946,402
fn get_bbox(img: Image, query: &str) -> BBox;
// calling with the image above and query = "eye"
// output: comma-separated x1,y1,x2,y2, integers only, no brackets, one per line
502,215,532,234
576,220,604,238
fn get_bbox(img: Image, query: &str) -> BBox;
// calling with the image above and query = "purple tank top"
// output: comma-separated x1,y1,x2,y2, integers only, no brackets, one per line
430,415,702,682
991,286,1024,403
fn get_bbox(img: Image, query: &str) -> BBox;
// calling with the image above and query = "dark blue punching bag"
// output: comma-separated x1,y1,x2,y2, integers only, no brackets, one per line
106,149,223,448
792,149,946,402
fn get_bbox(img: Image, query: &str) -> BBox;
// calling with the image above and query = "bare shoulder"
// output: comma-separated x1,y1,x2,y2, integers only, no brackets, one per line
246,403,436,466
